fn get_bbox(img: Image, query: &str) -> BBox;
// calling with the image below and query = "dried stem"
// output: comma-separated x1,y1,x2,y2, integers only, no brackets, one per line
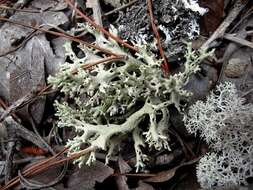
103,0,138,17
0,146,97,190
147,0,169,75
70,55,126,74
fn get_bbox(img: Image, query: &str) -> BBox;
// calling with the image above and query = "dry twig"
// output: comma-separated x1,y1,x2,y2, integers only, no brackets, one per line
223,33,253,49
103,0,138,17
201,0,248,50
0,146,95,190
147,0,169,74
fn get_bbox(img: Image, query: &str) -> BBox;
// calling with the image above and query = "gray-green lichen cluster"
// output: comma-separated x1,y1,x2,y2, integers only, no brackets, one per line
48,24,213,171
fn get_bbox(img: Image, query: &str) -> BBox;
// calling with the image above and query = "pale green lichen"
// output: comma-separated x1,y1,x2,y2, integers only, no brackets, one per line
48,24,213,172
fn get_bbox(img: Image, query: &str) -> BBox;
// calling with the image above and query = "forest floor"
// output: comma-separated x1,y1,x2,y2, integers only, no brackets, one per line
0,0,252,190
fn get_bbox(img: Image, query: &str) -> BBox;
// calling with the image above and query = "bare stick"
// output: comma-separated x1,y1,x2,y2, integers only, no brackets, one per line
147,0,169,74
223,33,253,49
201,0,248,50
104,0,138,17
0,146,95,190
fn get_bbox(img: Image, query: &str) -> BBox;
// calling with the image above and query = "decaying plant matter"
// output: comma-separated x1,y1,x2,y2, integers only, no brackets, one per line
49,23,213,172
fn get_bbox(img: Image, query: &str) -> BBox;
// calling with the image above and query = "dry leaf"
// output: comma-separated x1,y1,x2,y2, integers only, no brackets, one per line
200,0,225,35
144,158,200,183
66,161,114,190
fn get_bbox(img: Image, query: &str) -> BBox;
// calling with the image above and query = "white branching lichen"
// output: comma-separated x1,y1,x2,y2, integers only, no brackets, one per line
48,24,213,172
181,0,208,15
184,82,253,188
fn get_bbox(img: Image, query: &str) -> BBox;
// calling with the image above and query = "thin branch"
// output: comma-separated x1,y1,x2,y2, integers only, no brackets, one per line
0,93,36,122
223,33,253,49
147,0,169,75
0,98,19,121
200,0,248,50
27,105,56,155
103,0,138,17
71,55,127,74
0,146,95,190
0,16,118,56
0,5,60,13
0,30,37,57
0,110,56,152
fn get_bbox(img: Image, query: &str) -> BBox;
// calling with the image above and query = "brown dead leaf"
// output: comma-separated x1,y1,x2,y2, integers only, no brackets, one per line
115,156,131,190
144,167,177,183
136,181,155,190
143,158,200,183
200,0,225,35
65,161,114,190
0,8,69,123
18,161,114,190
171,169,200,190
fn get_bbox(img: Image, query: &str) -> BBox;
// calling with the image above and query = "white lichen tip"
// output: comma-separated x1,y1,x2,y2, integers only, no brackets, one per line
181,0,208,15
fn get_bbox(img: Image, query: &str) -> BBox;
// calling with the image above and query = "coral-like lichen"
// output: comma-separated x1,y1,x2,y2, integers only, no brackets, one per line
48,24,213,171
184,82,253,188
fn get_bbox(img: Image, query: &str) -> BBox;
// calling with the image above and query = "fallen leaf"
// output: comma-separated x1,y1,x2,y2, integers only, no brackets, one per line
115,156,131,190
30,0,68,11
171,169,200,190
144,168,177,183
66,161,114,190
0,9,69,123
143,158,200,183
136,181,155,190
17,161,114,190
200,0,224,35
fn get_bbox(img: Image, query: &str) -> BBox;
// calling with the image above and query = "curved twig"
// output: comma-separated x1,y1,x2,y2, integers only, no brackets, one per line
18,160,68,189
